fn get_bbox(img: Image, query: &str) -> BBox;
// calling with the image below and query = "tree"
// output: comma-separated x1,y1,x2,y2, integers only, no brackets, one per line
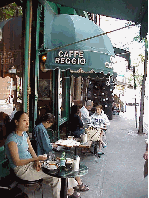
134,37,148,134
0,2,22,22
128,68,143,88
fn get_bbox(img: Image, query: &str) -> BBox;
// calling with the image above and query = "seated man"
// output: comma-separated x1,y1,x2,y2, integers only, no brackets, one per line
80,100,93,128
69,105,85,138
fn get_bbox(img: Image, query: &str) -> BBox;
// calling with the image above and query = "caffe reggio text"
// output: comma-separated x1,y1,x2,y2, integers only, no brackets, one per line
55,51,86,65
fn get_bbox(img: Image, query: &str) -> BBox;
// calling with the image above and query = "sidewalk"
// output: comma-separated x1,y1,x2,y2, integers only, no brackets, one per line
80,110,148,198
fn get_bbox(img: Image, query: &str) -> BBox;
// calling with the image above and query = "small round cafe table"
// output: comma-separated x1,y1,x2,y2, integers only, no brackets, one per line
55,139,81,156
42,163,88,198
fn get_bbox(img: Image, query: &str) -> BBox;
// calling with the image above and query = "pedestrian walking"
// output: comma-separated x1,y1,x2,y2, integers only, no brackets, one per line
143,139,148,178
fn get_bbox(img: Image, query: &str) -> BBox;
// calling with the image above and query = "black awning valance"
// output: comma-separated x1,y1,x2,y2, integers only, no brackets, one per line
114,47,131,69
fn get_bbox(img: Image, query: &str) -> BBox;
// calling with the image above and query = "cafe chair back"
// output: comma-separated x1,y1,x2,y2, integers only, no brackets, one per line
10,168,43,198
85,127,101,141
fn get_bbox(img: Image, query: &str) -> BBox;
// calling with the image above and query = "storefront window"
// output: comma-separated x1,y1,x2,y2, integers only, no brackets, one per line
0,3,23,116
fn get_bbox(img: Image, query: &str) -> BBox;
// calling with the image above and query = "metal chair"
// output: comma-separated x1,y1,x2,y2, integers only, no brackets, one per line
0,171,25,197
0,147,43,198
10,169,44,198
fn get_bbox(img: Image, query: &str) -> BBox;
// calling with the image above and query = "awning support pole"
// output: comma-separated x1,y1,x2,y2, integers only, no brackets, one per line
23,0,32,113
34,3,41,126
53,68,60,139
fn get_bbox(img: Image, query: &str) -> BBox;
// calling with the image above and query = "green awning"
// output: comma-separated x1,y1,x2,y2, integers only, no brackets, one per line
47,0,148,39
44,14,114,74
0,0,147,39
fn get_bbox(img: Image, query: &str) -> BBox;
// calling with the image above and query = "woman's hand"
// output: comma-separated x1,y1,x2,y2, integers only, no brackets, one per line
79,110,82,118
34,161,42,172
38,155,47,161
52,143,58,148
34,155,47,171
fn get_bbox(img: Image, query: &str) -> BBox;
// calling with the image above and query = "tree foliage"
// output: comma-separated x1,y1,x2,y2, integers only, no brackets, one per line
0,2,22,22
128,71,143,88
133,35,148,49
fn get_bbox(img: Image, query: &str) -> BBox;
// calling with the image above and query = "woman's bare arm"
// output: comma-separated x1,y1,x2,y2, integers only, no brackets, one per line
27,137,37,158
8,141,46,167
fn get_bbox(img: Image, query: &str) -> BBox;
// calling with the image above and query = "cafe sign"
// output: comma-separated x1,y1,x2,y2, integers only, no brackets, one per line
55,50,86,65
0,50,22,75
46,49,113,74
0,51,14,65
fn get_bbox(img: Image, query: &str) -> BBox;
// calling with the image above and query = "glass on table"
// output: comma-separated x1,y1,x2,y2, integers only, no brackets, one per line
67,136,74,140
65,158,73,170
48,151,56,161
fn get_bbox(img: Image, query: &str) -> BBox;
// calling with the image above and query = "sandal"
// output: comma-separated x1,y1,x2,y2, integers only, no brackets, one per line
74,183,89,192
68,191,80,198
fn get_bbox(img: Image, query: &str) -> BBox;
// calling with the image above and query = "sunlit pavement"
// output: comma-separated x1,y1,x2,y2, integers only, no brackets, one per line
120,105,148,134
79,109,148,198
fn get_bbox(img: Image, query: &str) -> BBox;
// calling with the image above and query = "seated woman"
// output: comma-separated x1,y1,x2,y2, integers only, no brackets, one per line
91,105,110,155
5,111,79,198
33,112,89,192
32,113,57,156
69,105,85,138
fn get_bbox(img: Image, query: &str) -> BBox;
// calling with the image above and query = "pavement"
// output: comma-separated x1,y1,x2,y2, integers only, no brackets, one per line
27,106,148,198
79,109,148,198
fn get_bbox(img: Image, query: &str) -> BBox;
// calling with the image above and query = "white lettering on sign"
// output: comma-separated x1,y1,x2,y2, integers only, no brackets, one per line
55,51,86,65
64,51,69,57
55,57,86,65
0,51,14,65
66,58,70,64
58,51,63,57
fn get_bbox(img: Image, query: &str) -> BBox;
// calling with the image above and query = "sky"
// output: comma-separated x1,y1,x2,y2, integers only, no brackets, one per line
100,15,145,75
100,15,144,52
99,15,148,107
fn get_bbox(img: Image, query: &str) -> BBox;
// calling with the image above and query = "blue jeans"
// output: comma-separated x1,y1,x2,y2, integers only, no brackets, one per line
72,128,85,138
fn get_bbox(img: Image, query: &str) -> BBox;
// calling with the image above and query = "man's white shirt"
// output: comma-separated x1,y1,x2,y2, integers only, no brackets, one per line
80,106,91,127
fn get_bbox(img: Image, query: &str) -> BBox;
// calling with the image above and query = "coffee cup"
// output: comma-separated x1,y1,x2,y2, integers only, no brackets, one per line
68,136,74,140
